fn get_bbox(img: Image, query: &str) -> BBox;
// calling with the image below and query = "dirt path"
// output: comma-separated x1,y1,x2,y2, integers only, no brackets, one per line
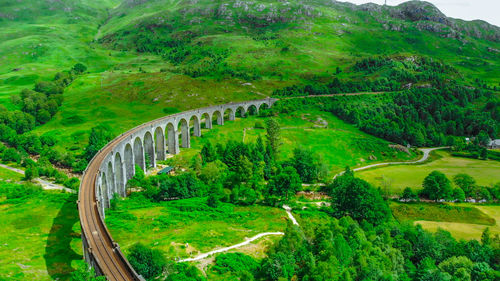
283,205,299,226
0,163,75,193
333,147,448,179
178,232,284,262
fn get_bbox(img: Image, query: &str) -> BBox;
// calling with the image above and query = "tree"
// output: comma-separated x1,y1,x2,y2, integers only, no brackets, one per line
400,187,419,202
84,125,113,161
328,169,391,225
24,164,39,181
127,243,167,280
1,148,21,163
476,130,490,147
70,265,106,281
421,171,453,201
438,256,473,280
453,188,466,202
453,174,476,197
268,166,301,200
288,148,319,183
265,118,281,157
201,142,217,163
73,63,87,74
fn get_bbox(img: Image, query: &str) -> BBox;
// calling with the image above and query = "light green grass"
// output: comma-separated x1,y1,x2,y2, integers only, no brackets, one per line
357,150,500,194
0,166,23,181
0,182,82,280
172,109,417,174
106,196,288,259
391,202,495,226
392,202,500,241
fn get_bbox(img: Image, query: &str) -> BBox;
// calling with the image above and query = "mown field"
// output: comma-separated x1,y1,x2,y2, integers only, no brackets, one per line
169,109,418,174
357,150,500,194
106,196,288,260
0,182,82,281
391,202,500,241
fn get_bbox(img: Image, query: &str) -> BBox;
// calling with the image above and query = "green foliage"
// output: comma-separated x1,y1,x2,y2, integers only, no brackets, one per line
266,118,281,158
453,174,476,198
84,124,113,161
286,147,321,183
166,263,206,281
70,265,106,281
327,168,391,225
421,171,453,201
127,243,167,280
213,253,259,275
268,166,302,201
72,63,87,74
1,147,21,163
400,187,419,202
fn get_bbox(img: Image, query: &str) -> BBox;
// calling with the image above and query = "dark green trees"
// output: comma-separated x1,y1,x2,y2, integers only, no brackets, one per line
84,125,113,161
421,171,453,201
327,168,391,225
127,243,167,280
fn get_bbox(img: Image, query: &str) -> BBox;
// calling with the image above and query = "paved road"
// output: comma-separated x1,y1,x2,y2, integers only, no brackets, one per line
0,163,75,193
333,147,449,179
179,232,285,262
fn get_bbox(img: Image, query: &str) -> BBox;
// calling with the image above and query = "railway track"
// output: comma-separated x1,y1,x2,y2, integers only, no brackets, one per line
79,132,142,281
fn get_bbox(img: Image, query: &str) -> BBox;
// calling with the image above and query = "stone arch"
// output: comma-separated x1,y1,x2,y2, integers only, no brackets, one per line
224,108,235,121
124,143,134,182
166,122,179,154
259,102,269,112
190,115,201,137
247,104,258,115
201,112,212,129
107,162,115,200
101,172,109,209
143,131,155,168
154,127,165,161
178,118,190,148
133,137,145,171
212,110,223,125
114,152,125,197
236,106,246,118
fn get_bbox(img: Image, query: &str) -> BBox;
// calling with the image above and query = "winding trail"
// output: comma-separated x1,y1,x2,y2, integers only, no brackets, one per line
283,205,299,226
333,147,449,179
178,232,284,262
0,163,75,193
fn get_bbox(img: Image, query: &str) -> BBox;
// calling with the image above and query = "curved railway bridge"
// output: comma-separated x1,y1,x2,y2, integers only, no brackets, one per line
78,98,277,280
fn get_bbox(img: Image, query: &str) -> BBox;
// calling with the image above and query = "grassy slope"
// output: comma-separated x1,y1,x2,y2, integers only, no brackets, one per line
357,150,500,193
106,196,287,260
170,109,417,174
0,166,23,181
0,182,82,280
409,204,500,241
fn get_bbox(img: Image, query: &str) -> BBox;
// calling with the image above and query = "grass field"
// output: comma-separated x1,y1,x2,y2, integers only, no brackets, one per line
357,150,500,194
391,201,500,240
169,109,417,174
106,196,288,260
0,166,23,182
0,182,82,280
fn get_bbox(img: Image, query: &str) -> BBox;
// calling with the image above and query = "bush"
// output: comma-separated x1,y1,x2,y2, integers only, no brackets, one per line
127,243,166,280
1,147,21,163
213,253,259,274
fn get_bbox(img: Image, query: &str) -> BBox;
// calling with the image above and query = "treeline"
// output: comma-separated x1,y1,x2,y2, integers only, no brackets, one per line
401,171,500,203
127,119,326,206
273,56,458,98
271,85,498,146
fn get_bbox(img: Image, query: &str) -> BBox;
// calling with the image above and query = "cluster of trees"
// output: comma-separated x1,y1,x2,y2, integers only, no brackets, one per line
271,84,498,147
400,172,499,203
128,119,325,207
273,56,458,98
0,142,79,189
450,139,500,161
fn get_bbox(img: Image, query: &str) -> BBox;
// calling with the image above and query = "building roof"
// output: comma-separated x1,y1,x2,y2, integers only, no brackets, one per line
158,166,174,174
489,139,500,146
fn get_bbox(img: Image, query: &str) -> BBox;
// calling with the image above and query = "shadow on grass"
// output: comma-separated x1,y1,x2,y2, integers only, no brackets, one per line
44,194,82,280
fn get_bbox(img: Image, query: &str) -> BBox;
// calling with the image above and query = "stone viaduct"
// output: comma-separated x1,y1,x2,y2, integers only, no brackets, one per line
78,98,277,280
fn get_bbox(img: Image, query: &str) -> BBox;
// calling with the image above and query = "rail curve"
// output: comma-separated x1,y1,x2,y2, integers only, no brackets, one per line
78,98,277,280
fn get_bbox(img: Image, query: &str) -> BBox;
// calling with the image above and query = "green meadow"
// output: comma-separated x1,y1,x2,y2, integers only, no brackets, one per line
106,196,287,260
391,202,500,241
0,182,82,281
0,166,23,181
357,150,500,194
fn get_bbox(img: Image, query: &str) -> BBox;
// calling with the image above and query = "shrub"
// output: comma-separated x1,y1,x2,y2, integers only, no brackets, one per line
127,243,166,280
213,253,259,274
1,147,21,163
